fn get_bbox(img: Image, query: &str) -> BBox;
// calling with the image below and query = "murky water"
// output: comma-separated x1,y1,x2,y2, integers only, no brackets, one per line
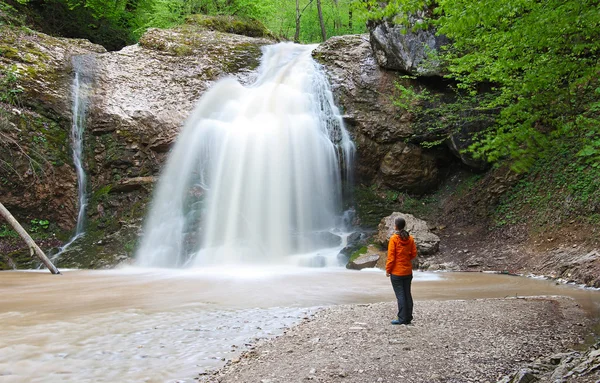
1,269,599,382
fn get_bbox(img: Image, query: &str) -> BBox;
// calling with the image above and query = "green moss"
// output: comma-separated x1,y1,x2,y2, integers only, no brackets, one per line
92,185,112,203
355,185,400,228
349,246,368,262
172,44,193,56
0,44,19,59
220,42,262,73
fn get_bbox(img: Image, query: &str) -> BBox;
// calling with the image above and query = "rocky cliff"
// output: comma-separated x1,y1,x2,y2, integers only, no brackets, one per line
1,21,274,267
313,35,455,194
2,18,596,287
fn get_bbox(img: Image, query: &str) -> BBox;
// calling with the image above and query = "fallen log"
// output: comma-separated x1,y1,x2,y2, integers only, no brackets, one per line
0,202,60,274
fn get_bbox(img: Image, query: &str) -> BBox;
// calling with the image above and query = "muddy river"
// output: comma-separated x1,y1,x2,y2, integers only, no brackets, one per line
1,267,598,382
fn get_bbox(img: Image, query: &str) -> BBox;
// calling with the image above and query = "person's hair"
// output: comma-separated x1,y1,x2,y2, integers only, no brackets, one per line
394,217,409,240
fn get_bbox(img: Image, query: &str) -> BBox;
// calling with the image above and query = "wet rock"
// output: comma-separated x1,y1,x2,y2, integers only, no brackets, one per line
536,249,600,288
347,232,362,245
337,232,368,264
314,35,415,184
111,177,157,193
294,232,342,252
368,11,449,76
375,212,440,255
346,253,380,270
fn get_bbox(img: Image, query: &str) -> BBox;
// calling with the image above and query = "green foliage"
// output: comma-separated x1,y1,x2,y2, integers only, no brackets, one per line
0,65,23,105
356,0,434,27
362,0,600,173
493,137,600,228
267,0,366,42
8,0,367,48
392,77,431,113
0,1,25,25
436,0,600,171
93,184,112,202
391,76,497,151
184,14,271,38
0,224,18,238
349,245,367,262
29,218,50,232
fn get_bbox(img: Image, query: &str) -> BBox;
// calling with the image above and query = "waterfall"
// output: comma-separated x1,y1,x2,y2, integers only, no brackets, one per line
136,43,355,268
56,56,93,255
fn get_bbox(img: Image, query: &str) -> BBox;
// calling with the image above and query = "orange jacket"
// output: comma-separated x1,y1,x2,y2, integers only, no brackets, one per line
386,233,417,276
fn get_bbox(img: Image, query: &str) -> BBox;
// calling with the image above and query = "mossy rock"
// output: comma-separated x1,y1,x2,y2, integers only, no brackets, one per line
184,14,274,39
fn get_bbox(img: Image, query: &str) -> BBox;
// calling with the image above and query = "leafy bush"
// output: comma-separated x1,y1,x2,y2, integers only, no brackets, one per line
359,0,600,174
0,65,23,105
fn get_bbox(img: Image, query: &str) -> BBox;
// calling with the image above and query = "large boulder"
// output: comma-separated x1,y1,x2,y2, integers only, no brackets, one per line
375,212,440,255
346,244,385,270
368,10,449,76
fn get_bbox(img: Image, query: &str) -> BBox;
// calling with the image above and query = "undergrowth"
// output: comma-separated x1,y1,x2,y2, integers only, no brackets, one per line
493,138,600,229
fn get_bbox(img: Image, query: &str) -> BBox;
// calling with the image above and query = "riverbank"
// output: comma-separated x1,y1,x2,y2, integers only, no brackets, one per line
203,297,593,383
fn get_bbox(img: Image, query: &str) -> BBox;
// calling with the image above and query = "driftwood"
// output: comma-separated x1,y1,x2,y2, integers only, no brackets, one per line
0,202,60,274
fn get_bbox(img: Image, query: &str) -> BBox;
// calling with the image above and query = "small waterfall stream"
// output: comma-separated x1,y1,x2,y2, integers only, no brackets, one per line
56,56,93,255
136,43,355,267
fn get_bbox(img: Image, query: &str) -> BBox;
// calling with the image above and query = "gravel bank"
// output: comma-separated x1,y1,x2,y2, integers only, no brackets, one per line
202,297,589,383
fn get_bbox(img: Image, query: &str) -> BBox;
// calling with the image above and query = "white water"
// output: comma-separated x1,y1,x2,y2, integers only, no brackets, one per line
71,59,89,237
54,56,92,256
136,43,355,267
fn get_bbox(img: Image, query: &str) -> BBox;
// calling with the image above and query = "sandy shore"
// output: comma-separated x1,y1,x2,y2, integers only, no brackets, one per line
201,297,590,383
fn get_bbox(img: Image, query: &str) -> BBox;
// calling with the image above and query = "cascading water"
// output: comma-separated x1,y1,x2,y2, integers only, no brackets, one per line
56,56,93,255
136,43,355,268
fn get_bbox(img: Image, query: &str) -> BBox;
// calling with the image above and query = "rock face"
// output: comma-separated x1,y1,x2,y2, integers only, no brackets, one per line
379,141,440,193
368,22,448,77
0,21,274,268
368,11,449,76
314,35,446,193
0,25,106,232
375,212,440,255
533,249,600,288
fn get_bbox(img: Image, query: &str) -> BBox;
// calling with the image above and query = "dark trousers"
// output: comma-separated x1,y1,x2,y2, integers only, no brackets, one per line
390,274,413,324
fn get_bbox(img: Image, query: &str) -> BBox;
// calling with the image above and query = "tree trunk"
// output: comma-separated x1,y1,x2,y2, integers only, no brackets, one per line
316,0,327,42
0,203,60,274
349,8,353,30
294,0,301,43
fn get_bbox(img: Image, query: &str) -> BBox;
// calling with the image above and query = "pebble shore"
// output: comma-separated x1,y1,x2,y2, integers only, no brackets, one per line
202,297,589,383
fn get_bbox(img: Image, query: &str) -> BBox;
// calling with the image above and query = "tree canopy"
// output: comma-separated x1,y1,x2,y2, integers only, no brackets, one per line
6,0,367,49
358,0,600,171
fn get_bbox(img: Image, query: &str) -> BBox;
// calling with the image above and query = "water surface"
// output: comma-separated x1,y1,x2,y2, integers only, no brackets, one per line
1,269,598,382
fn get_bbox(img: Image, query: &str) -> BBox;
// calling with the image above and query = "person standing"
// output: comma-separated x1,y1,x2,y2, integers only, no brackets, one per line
386,217,418,325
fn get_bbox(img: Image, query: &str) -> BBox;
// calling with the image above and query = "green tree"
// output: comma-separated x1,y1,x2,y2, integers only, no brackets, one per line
436,0,600,171
357,0,600,171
